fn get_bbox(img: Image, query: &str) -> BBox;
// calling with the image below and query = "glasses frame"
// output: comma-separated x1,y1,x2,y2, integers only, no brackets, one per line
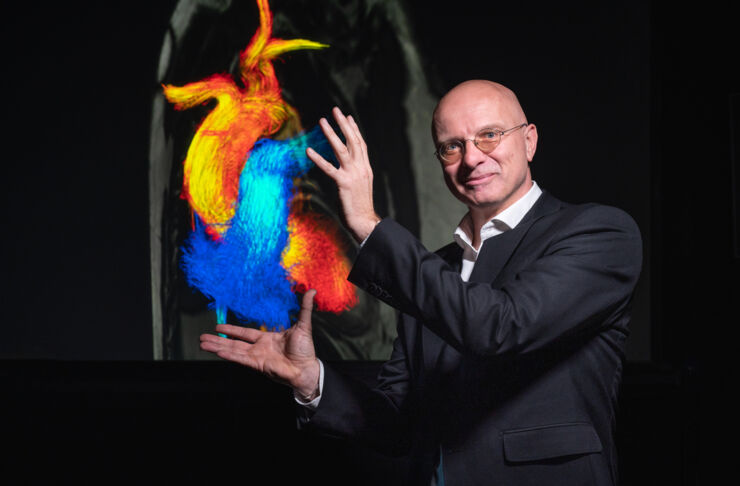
434,123,529,165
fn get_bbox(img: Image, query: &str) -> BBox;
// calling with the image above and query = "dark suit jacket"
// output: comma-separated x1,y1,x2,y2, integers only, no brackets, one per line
299,191,643,486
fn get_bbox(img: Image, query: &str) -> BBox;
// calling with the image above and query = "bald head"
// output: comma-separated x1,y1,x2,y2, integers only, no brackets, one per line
432,80,527,144
430,79,538,224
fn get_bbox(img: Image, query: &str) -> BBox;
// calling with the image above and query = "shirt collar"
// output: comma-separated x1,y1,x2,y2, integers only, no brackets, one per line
454,181,543,254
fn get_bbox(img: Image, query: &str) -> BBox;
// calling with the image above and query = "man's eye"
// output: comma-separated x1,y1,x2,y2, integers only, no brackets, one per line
478,130,498,140
442,142,462,154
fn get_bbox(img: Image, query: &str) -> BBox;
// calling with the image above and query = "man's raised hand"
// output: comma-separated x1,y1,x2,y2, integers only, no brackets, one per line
306,107,380,243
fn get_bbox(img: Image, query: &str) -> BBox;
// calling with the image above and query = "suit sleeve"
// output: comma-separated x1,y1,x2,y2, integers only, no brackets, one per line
348,205,643,357
296,320,415,456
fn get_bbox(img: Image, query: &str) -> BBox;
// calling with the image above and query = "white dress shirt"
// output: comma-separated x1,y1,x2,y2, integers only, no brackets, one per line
454,181,542,281
295,181,543,408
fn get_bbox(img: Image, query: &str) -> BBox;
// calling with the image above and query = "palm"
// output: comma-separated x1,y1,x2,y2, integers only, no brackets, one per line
249,317,316,386
200,290,320,394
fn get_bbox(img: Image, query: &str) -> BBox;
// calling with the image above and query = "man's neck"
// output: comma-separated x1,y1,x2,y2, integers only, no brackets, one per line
465,181,537,249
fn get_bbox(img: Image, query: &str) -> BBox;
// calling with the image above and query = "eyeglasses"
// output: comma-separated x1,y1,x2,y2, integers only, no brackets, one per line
434,123,528,165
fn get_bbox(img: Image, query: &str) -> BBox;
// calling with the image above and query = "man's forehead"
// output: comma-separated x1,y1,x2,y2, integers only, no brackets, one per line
434,100,510,138
432,82,524,140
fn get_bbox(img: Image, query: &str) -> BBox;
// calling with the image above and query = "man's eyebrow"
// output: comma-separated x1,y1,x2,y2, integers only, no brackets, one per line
436,135,460,144
437,124,506,143
478,123,506,131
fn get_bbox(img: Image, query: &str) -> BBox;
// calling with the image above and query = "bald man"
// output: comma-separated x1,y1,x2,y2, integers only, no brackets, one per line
200,80,642,485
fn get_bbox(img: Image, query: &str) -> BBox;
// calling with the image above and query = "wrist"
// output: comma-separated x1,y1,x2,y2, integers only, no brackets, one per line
298,387,319,403
351,215,381,243
293,359,320,401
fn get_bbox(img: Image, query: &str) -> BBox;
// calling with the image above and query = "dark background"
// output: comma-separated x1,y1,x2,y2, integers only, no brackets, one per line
2,1,739,484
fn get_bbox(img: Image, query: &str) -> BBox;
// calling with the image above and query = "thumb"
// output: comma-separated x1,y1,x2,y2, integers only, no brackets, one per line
296,289,317,332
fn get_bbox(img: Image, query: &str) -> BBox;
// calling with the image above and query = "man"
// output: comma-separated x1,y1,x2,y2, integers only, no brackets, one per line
200,80,643,485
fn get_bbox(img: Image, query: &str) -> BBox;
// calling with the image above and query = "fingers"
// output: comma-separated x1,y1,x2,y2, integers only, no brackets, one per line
306,146,338,177
345,115,370,166
318,115,349,159
332,108,369,163
200,331,242,351
199,324,262,355
296,289,316,330
199,330,260,368
307,108,363,179
344,113,365,148
315,107,367,162
214,323,262,341
332,107,361,148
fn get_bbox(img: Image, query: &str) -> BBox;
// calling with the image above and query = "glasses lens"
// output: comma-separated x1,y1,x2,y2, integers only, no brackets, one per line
438,142,462,164
474,129,500,153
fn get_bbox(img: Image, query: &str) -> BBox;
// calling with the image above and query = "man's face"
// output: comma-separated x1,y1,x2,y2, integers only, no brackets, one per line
433,85,537,217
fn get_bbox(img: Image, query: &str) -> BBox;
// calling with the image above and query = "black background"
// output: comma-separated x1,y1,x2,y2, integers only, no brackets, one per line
2,1,739,484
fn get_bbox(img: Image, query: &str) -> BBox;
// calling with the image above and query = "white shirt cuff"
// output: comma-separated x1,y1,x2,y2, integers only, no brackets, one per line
359,219,382,248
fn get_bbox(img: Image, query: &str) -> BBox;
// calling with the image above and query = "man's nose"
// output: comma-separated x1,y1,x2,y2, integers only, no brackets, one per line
461,139,486,167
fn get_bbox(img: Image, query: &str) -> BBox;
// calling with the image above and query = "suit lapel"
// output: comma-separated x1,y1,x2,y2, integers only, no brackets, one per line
421,192,563,370
468,191,563,284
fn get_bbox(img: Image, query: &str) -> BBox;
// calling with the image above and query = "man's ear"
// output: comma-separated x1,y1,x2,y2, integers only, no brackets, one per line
525,124,538,162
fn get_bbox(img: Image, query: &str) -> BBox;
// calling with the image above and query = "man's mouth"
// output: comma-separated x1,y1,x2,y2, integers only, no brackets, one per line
465,173,496,186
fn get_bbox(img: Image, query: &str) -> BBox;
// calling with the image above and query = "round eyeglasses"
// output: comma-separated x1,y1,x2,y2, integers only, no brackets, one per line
434,123,528,165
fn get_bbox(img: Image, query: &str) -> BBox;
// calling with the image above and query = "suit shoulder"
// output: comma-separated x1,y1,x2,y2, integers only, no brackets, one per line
551,202,640,238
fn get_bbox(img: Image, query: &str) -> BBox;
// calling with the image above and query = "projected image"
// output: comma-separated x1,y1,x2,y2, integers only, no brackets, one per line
162,0,357,331
149,0,450,360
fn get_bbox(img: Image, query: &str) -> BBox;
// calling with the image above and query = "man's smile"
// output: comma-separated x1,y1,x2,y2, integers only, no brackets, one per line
464,172,498,186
